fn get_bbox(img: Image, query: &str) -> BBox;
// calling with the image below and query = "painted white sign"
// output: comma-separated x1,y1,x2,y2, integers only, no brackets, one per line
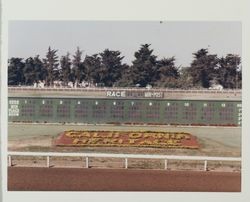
238,107,242,125
106,91,126,97
9,100,20,116
144,92,163,98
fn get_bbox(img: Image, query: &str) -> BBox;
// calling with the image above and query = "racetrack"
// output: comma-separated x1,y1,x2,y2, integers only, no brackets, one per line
8,167,241,192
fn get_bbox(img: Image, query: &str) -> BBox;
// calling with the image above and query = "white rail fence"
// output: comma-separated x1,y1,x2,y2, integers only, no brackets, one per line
8,152,241,171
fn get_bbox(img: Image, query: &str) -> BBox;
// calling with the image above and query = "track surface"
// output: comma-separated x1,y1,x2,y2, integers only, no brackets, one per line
8,167,241,192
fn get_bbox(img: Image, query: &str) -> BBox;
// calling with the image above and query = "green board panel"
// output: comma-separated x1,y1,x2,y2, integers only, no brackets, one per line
8,97,242,126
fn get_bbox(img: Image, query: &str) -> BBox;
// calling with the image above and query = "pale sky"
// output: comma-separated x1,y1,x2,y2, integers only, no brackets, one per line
9,21,241,67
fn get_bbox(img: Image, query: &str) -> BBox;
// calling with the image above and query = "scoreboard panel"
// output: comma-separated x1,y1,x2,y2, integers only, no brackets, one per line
8,97,242,126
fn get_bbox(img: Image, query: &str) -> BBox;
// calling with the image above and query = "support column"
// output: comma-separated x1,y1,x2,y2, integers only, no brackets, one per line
86,157,89,168
125,158,128,169
46,156,50,168
204,160,208,171
164,159,168,170
8,156,12,167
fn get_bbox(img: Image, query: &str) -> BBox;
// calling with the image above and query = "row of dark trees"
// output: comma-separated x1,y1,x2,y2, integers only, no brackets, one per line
8,44,242,89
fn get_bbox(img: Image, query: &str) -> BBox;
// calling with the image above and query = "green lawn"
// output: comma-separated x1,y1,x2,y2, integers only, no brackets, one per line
8,123,241,157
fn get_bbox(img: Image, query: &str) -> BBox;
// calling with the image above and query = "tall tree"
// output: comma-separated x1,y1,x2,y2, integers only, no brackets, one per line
33,55,47,82
99,49,124,87
23,56,46,85
115,64,132,87
153,57,180,88
23,57,35,85
189,49,219,88
217,54,241,89
83,54,101,85
130,44,157,87
23,55,47,85
177,67,194,89
8,57,25,85
72,47,84,85
60,53,72,85
43,47,59,86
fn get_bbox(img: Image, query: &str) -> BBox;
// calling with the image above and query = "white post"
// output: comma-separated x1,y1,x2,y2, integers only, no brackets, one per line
86,157,89,168
8,156,12,167
46,156,50,168
164,159,168,170
125,158,128,169
204,160,207,171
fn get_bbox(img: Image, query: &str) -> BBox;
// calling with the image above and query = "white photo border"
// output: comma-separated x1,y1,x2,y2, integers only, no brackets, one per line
1,0,250,202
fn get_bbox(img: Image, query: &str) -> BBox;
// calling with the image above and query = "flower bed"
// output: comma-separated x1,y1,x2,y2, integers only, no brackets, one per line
54,130,199,149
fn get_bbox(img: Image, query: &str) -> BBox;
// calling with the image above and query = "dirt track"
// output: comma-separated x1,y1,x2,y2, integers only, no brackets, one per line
8,167,241,192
